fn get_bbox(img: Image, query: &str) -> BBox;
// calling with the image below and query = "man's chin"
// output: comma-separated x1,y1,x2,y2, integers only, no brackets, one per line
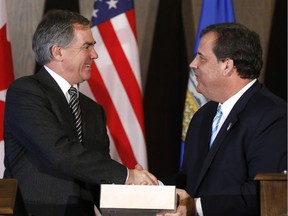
196,86,202,94
81,73,91,82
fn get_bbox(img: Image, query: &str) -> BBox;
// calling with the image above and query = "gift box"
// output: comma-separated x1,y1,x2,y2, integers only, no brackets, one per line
100,184,177,215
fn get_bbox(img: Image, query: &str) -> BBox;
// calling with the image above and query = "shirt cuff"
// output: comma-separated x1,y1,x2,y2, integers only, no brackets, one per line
195,197,204,216
125,168,129,183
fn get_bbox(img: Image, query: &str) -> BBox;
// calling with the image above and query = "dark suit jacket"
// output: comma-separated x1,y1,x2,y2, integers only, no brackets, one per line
4,68,127,216
181,81,287,216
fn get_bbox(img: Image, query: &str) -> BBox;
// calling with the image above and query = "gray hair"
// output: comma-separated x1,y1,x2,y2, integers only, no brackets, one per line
32,10,91,65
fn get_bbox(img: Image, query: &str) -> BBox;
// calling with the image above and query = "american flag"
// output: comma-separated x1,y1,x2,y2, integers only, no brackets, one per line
0,0,14,177
80,0,147,169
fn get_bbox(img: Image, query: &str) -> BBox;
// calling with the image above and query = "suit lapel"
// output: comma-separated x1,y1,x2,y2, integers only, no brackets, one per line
194,81,262,191
35,68,76,131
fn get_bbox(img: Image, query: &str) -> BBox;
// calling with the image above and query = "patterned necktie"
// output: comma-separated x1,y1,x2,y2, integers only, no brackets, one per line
68,86,82,143
210,105,223,148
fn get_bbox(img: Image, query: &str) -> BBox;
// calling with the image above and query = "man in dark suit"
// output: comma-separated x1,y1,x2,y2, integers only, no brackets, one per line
3,10,158,216
158,23,287,216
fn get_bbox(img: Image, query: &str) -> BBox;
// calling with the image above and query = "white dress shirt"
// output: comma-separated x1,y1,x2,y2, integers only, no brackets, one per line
44,65,78,103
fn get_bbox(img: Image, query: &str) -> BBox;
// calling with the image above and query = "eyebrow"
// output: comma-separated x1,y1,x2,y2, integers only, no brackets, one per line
197,51,207,60
82,41,96,46
197,51,204,57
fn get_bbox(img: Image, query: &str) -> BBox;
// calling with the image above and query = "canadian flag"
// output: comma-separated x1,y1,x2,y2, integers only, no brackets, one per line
0,0,14,178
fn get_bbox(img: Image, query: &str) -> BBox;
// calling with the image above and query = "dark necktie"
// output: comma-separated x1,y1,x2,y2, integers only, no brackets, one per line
68,86,82,143
210,105,223,148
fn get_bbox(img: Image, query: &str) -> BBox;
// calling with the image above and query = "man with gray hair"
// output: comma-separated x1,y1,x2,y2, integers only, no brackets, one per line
4,10,158,216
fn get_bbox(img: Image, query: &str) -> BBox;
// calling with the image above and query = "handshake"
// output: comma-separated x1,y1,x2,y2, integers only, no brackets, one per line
122,164,196,216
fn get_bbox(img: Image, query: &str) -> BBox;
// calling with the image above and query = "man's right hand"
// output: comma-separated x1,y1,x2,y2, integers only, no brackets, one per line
126,164,159,185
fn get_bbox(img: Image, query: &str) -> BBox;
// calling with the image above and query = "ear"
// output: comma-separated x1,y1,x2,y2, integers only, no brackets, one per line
223,58,234,76
50,45,63,62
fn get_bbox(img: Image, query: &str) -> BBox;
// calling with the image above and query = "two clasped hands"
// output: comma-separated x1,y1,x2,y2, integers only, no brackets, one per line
126,164,196,216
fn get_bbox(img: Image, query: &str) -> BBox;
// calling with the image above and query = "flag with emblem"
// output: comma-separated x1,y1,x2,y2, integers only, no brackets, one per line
80,0,147,169
0,0,14,177
180,0,235,168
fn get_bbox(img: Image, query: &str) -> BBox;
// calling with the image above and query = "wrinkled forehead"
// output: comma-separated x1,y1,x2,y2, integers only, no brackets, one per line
72,23,90,31
198,32,218,51
70,24,95,44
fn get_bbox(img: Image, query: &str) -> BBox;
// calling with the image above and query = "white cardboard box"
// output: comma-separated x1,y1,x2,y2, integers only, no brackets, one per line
100,184,177,216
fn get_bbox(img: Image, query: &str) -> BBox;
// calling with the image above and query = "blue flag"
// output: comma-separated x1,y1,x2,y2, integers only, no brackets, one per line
193,0,235,54
180,0,235,169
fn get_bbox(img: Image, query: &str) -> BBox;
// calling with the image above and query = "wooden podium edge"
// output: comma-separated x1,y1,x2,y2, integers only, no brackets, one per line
254,172,287,216
0,178,29,216
254,173,288,181
0,179,18,214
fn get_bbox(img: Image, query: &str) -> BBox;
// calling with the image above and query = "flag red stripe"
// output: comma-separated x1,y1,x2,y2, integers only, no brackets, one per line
0,25,14,90
97,20,145,134
88,63,137,168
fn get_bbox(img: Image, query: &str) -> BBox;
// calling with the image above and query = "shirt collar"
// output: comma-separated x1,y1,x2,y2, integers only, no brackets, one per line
44,65,78,102
218,79,257,127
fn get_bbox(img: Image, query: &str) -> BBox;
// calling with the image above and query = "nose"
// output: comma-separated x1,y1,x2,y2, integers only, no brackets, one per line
189,57,198,69
90,48,98,60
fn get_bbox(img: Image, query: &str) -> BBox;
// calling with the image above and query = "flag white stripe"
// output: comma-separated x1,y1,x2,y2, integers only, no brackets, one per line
0,140,4,177
0,89,7,102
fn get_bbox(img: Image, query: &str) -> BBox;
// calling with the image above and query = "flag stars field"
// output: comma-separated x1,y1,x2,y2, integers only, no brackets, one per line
107,0,118,9
93,9,99,18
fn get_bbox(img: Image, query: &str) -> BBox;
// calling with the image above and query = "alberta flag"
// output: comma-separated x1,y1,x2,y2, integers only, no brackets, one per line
180,0,235,168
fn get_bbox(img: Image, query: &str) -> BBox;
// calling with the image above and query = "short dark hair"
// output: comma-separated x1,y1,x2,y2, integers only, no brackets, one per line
201,22,263,79
32,10,91,65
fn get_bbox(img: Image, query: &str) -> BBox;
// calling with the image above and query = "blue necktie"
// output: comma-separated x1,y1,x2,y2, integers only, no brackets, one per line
68,87,83,143
210,106,223,148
